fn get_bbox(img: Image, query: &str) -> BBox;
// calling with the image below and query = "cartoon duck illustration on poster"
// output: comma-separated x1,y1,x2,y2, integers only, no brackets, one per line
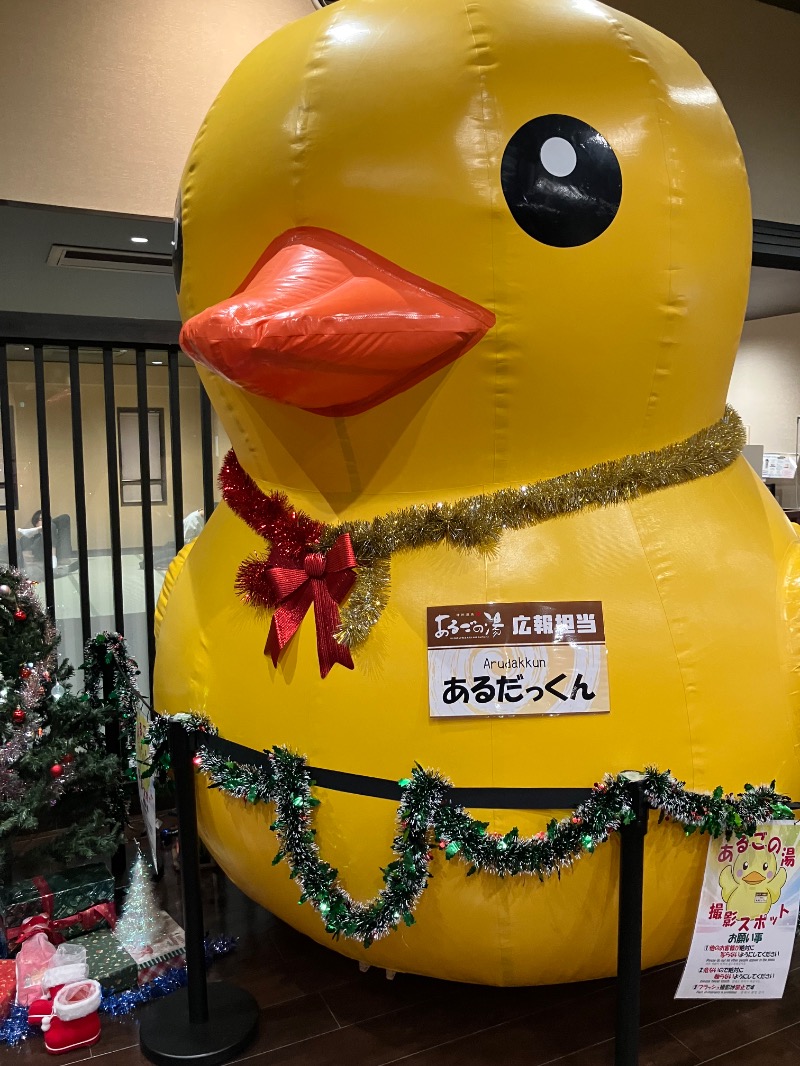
719,840,788,917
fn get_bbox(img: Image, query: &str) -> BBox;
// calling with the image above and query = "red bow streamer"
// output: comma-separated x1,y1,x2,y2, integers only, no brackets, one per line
237,533,357,678
8,902,117,950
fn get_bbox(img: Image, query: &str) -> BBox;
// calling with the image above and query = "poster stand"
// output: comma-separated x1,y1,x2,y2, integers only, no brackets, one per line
138,721,259,1066
614,774,650,1066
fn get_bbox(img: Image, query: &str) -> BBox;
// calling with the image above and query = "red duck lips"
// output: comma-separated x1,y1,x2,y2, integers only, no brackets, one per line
179,228,495,417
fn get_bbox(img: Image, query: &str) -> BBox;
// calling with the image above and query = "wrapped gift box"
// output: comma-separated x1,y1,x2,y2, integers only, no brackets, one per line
120,913,186,986
0,959,15,1021
83,929,137,992
0,864,114,952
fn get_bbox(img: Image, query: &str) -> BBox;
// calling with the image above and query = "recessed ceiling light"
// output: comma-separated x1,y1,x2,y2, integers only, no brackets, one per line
23,346,31,351
152,360,163,365
130,236,149,244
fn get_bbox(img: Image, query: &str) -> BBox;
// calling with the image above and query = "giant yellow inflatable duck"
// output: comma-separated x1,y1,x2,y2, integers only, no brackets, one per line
155,0,800,985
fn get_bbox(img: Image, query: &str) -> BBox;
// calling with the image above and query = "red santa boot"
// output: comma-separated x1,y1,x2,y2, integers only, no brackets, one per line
27,958,88,1027
41,980,102,1054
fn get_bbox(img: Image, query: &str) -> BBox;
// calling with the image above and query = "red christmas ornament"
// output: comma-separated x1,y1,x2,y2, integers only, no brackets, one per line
12,708,25,725
20,667,31,679
62,753,74,765
571,816,582,825
192,754,203,768
50,763,63,778
14,610,26,622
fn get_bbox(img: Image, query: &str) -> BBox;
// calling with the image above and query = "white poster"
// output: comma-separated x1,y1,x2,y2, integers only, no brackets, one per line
676,822,800,999
762,453,798,480
135,703,159,868
427,600,610,718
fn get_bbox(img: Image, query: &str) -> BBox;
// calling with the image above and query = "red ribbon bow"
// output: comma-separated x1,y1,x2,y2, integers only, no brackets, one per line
238,533,357,678
8,902,117,950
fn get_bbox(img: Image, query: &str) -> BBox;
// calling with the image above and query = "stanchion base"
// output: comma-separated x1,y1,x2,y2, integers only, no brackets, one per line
139,983,259,1066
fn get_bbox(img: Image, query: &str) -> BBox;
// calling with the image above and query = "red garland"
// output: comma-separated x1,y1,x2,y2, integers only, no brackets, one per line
220,451,355,678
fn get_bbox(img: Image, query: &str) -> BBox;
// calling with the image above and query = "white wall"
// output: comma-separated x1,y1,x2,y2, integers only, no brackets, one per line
0,0,310,218
1,0,799,222
613,0,800,224
728,312,800,506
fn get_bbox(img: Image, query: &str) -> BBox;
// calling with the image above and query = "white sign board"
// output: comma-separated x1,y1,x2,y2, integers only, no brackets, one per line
676,822,800,999
135,703,159,868
762,453,798,480
427,601,610,718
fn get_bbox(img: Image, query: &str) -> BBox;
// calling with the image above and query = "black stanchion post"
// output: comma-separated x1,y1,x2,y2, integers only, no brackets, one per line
139,721,259,1066
102,655,128,891
171,720,208,1023
614,774,649,1066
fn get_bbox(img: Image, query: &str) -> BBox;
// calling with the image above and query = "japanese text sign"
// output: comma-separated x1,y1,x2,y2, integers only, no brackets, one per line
427,601,610,719
676,821,800,999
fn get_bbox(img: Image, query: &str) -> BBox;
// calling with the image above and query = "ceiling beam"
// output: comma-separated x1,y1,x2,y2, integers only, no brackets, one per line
0,312,180,346
756,0,800,13
753,219,800,270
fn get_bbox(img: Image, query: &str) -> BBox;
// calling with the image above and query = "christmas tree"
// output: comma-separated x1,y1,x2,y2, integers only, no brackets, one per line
115,849,169,953
0,568,125,870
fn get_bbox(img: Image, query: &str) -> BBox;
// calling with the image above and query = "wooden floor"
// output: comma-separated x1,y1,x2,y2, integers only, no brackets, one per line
11,843,800,1066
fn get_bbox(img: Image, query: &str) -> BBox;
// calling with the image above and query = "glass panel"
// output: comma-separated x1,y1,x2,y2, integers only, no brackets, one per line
179,364,204,537
0,344,211,697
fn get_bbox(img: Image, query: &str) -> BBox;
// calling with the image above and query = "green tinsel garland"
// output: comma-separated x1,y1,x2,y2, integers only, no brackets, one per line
145,718,794,948
82,632,144,780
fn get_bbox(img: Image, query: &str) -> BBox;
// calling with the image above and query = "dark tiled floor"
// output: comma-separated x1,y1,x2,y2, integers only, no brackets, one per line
10,842,800,1065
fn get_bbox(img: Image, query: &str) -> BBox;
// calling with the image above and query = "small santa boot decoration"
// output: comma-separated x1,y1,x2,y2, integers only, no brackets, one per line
28,943,88,1027
41,979,102,1055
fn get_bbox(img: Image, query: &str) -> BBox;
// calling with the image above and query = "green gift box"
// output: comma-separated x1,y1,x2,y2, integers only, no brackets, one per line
83,928,138,992
0,863,114,931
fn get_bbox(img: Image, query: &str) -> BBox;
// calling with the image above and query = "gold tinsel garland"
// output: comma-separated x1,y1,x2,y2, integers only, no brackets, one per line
323,406,745,647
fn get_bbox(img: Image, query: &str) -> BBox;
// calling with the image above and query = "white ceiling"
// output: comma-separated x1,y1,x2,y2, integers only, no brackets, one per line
0,202,178,323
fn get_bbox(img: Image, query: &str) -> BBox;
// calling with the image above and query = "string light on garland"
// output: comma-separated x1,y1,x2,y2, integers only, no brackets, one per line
221,406,746,650
160,716,793,948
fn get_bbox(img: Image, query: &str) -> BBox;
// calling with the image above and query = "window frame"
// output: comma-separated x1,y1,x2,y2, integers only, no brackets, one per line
0,404,19,512
117,406,167,507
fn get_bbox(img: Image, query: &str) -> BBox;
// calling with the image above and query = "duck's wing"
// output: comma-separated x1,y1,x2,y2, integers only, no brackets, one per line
769,866,788,903
154,540,196,641
719,865,736,904
782,526,800,675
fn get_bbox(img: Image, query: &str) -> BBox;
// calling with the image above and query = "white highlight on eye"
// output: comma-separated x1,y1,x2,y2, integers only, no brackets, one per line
540,137,577,178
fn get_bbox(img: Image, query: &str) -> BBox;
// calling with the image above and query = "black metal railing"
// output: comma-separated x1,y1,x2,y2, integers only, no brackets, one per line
0,339,216,693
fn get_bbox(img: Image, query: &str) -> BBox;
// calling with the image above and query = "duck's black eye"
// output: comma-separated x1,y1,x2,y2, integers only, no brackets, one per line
501,114,622,248
172,196,184,295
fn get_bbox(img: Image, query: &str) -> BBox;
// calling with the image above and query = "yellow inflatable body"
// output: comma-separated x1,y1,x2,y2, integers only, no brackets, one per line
155,0,800,985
